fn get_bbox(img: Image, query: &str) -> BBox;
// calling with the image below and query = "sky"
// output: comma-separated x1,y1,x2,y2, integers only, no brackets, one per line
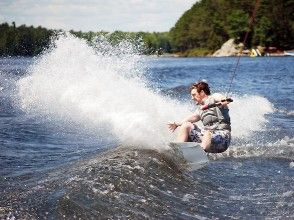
0,0,197,32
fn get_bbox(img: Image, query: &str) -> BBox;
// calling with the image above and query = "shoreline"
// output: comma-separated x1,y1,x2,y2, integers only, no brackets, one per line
1,51,293,59
154,51,293,58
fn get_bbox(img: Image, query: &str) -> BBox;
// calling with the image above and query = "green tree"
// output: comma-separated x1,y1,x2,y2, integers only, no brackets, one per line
252,16,273,46
226,10,249,41
169,0,294,55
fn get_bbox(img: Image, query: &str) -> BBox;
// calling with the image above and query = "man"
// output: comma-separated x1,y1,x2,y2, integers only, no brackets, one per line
168,81,231,153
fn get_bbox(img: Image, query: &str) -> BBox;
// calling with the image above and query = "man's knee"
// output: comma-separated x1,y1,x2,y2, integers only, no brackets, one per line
179,122,193,132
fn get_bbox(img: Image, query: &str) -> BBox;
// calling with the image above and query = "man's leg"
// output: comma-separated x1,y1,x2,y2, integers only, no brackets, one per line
176,122,194,142
201,130,212,151
204,130,231,153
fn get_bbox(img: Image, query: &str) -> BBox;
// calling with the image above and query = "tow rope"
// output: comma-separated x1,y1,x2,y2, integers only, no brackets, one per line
226,0,261,96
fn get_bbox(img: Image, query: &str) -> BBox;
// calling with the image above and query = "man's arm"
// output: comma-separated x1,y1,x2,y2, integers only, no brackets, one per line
168,113,201,132
211,93,232,108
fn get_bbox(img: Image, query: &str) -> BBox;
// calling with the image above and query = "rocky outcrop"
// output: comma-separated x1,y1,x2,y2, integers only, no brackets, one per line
212,39,240,57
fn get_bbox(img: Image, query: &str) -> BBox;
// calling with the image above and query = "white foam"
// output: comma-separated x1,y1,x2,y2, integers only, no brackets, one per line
275,108,294,116
17,34,274,148
229,95,274,138
17,34,188,147
208,135,294,160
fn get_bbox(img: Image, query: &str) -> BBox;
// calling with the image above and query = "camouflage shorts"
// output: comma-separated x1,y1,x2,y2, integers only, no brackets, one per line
188,124,231,153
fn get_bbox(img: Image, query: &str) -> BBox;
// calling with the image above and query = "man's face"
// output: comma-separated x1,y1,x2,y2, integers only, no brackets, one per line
191,88,204,104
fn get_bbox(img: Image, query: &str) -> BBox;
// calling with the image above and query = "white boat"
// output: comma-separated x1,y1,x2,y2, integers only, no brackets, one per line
284,51,294,56
169,142,209,170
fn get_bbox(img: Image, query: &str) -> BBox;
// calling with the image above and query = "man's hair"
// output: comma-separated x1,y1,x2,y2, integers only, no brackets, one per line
189,81,211,95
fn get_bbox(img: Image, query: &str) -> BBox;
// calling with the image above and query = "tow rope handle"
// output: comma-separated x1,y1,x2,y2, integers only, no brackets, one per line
201,98,233,110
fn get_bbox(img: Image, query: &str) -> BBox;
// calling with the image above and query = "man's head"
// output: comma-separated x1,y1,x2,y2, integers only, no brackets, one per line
189,81,210,104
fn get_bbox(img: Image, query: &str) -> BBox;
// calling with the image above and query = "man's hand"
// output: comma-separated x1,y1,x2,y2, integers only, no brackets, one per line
167,122,179,132
216,99,229,107
217,98,233,107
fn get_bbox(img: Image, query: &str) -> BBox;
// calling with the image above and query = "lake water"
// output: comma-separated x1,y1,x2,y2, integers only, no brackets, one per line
1,35,293,219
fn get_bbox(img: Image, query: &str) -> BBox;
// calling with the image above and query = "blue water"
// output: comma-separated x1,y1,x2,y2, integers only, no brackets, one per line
0,38,293,219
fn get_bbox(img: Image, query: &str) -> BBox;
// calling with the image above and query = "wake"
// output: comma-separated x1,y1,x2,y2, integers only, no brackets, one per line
17,34,274,149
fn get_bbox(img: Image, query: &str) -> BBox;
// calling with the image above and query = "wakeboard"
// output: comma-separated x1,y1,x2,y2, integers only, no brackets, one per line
169,142,209,170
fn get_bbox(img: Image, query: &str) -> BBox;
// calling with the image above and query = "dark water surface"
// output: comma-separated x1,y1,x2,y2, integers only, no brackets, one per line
0,49,293,219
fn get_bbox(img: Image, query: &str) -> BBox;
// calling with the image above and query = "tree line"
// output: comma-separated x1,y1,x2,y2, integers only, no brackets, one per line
0,0,293,57
0,22,172,56
170,0,294,56
0,22,54,56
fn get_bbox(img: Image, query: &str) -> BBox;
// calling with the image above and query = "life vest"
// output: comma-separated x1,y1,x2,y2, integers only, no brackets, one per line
200,96,231,131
